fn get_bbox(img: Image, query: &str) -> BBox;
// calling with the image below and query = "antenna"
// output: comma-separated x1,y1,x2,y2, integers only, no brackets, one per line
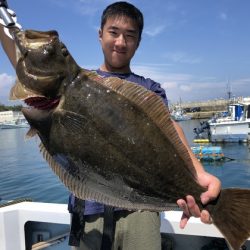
226,79,232,100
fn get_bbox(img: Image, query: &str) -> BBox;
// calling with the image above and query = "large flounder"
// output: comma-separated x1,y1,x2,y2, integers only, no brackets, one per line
9,30,250,250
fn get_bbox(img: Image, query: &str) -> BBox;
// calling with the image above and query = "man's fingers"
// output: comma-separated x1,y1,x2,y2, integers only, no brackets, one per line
186,195,201,218
201,210,213,224
179,213,189,229
177,199,189,216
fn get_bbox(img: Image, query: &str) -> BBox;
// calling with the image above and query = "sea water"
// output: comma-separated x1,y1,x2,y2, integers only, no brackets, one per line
0,119,249,204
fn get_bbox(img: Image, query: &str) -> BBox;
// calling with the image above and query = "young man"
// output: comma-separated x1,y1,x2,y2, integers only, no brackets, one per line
69,2,221,250
0,2,221,250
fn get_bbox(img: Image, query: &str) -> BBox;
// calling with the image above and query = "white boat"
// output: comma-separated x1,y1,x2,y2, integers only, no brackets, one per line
208,98,250,143
171,109,191,121
0,118,29,129
0,200,249,250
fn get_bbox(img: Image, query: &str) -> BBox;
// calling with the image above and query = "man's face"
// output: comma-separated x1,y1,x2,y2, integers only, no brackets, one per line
99,15,140,73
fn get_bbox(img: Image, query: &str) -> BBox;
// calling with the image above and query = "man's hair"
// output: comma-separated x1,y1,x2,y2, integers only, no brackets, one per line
101,1,144,41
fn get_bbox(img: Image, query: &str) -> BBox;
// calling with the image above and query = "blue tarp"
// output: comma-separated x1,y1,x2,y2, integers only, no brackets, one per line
191,146,222,155
191,146,224,161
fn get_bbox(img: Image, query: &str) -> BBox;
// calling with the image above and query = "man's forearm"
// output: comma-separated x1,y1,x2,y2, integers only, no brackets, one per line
172,120,205,173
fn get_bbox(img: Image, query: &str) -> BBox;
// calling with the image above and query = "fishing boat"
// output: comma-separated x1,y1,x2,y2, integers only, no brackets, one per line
208,98,250,143
1,200,249,250
171,98,192,122
171,109,191,122
193,98,250,143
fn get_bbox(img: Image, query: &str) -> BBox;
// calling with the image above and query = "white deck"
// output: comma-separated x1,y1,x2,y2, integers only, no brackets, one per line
0,202,249,250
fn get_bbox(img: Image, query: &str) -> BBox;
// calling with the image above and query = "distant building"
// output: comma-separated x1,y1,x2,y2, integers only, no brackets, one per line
0,111,24,123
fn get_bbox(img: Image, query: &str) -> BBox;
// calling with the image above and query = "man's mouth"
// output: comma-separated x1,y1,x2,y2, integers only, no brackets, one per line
113,49,126,54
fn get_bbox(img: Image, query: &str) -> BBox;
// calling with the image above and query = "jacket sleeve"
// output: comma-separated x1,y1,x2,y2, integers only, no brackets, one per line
149,79,168,107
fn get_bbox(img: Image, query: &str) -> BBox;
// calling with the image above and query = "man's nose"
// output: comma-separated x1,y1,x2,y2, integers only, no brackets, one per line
115,34,126,46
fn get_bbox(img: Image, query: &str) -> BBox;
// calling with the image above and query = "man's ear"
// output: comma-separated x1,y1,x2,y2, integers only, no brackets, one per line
98,29,103,41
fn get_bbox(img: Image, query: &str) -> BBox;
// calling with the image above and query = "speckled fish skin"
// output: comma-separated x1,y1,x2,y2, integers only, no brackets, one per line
10,29,250,250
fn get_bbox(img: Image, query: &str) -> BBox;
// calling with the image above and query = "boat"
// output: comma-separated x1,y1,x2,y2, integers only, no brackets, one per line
171,98,192,121
0,110,29,129
208,98,250,143
171,109,191,121
1,199,249,250
0,118,29,129
193,97,250,143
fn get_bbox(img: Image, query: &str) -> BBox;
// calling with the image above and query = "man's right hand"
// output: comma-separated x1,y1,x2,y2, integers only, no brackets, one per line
0,8,22,39
0,8,19,67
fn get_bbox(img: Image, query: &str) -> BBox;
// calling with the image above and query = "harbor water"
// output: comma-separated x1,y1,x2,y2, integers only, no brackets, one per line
0,119,250,204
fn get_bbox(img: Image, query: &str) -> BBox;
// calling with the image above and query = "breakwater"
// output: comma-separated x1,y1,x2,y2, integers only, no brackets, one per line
171,98,235,119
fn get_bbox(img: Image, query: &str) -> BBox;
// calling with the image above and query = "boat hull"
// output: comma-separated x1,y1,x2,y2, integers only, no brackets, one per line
209,120,250,143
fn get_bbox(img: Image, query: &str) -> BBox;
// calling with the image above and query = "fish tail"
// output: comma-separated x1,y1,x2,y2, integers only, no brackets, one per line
209,188,250,250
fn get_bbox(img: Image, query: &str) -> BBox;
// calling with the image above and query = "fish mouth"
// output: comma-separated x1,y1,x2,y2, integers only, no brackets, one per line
22,96,59,137
24,96,60,110
16,30,59,55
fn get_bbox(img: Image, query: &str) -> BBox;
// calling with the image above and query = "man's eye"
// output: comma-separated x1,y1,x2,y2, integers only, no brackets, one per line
109,31,117,35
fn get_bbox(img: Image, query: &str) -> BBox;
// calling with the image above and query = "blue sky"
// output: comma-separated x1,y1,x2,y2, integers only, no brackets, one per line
1,0,250,106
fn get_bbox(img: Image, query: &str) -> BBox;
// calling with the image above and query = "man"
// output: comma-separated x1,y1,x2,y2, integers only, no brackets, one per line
0,2,221,250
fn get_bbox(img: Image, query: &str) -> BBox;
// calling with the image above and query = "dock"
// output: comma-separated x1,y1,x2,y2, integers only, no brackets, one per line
171,98,238,119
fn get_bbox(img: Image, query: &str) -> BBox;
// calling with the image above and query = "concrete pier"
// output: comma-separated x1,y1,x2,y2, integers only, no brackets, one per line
171,98,237,119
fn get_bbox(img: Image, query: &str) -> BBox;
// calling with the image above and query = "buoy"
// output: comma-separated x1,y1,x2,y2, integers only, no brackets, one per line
193,139,210,143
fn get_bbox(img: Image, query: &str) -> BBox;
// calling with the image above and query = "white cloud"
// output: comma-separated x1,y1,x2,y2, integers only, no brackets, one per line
131,63,249,103
233,77,250,86
144,25,166,37
164,51,201,64
179,84,192,92
162,81,178,89
0,73,15,91
0,73,16,104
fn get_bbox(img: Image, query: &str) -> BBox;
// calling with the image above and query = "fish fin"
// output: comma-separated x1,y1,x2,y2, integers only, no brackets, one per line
9,79,42,100
38,142,131,209
39,142,74,191
86,73,195,177
25,128,37,139
210,188,250,250
39,142,178,212
54,109,88,133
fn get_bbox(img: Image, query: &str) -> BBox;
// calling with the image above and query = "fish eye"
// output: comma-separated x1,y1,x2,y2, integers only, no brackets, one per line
43,44,55,55
61,48,69,56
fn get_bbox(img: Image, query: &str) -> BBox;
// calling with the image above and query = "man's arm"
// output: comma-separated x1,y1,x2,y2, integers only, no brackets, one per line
173,121,221,227
0,23,17,67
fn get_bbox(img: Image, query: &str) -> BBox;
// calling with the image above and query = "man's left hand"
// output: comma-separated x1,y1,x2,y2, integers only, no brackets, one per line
177,171,221,228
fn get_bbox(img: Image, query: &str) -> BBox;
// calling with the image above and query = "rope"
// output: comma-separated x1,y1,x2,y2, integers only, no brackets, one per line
0,197,32,208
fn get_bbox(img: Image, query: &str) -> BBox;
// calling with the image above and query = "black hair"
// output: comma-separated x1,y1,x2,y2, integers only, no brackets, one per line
101,1,144,41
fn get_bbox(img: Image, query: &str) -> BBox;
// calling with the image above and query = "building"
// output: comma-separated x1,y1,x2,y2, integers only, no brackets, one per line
0,110,25,123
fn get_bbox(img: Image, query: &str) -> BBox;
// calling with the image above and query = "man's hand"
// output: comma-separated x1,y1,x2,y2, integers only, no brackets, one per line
0,8,22,39
177,171,221,229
